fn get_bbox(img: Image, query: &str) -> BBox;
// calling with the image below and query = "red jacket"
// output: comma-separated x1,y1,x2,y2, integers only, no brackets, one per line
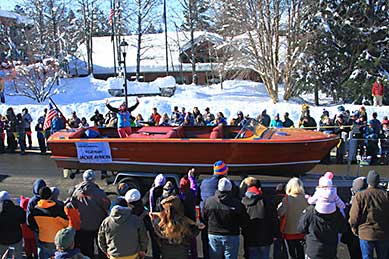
372,82,384,96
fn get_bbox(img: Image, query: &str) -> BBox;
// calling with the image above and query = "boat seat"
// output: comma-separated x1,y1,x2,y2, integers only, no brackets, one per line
210,124,224,139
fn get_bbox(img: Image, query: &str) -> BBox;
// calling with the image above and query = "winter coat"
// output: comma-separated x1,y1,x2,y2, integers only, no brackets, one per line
349,186,389,241
258,114,271,127
372,81,384,96
270,119,283,128
70,181,110,231
54,249,90,259
27,179,47,231
106,102,139,128
22,113,33,129
307,187,345,214
90,113,105,127
5,113,16,132
98,206,148,257
0,199,26,245
199,175,239,210
51,117,65,134
20,196,35,240
203,191,247,236
283,118,294,128
28,199,68,243
241,192,279,247
179,175,197,221
277,194,308,239
297,206,346,259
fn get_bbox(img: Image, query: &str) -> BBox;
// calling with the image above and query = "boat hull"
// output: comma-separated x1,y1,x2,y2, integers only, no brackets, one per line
48,135,339,176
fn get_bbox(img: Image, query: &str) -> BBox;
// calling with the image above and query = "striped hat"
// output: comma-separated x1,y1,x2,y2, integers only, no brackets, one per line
214,160,228,175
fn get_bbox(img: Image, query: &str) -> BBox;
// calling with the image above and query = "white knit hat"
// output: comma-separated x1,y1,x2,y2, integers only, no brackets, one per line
83,169,96,182
0,191,11,202
218,178,232,192
125,189,141,204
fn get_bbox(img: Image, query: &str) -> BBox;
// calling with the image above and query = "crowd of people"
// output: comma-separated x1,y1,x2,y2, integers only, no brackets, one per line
1,162,389,259
1,102,389,164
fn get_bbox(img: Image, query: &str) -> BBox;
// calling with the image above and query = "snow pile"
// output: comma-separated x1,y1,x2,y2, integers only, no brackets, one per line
107,76,175,95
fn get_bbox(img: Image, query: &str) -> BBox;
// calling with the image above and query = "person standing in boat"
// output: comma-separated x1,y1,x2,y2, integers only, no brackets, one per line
105,98,139,138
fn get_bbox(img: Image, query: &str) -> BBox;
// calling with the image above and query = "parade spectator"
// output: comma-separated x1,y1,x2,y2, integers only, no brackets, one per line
68,112,81,129
0,115,5,153
150,195,203,259
79,118,89,128
51,112,65,135
273,184,288,259
149,107,161,126
179,169,198,259
4,107,17,152
35,115,47,154
364,120,380,164
203,107,215,125
349,170,389,259
22,108,33,149
369,112,381,135
15,113,26,154
90,110,105,127
28,187,69,259
147,174,166,259
171,106,180,121
277,177,308,259
98,203,148,259
297,194,346,259
307,172,345,215
372,78,384,106
270,113,283,128
20,196,38,259
0,191,26,259
160,113,171,126
341,177,367,259
69,170,110,259
333,114,349,163
195,114,206,126
241,179,279,259
203,178,246,259
257,110,271,127
282,112,294,128
26,179,47,231
105,99,139,138
54,227,89,259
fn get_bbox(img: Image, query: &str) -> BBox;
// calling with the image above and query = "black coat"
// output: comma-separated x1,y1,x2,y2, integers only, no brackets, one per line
203,191,247,235
241,193,280,246
298,205,346,259
0,200,26,245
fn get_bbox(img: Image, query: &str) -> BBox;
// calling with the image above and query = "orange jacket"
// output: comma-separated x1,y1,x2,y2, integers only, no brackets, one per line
29,200,68,243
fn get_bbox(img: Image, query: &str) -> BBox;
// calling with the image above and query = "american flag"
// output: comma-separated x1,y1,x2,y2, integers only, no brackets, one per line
108,8,114,26
43,103,56,130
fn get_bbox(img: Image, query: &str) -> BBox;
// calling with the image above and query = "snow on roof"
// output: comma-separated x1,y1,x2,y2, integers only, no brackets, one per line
0,10,32,25
87,31,221,74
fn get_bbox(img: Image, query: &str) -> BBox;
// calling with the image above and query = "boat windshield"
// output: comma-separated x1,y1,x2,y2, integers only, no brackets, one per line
235,118,268,139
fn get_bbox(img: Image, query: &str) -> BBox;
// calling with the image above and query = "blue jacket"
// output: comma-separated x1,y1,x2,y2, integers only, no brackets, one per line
26,179,46,231
106,102,139,128
51,117,65,134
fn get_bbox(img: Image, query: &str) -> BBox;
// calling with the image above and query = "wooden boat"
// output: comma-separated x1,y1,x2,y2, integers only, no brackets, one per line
48,119,339,176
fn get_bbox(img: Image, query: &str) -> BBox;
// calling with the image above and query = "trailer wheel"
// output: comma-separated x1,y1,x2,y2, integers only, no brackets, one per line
117,177,143,195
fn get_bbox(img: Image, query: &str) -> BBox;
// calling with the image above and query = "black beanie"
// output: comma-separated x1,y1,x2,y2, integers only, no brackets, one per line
367,170,379,187
39,186,52,200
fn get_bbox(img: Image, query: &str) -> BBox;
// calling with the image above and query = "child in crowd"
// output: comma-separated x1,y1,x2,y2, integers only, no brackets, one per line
308,172,345,215
20,196,37,259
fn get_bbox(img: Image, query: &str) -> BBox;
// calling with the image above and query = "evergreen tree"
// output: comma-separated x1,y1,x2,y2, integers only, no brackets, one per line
296,0,389,103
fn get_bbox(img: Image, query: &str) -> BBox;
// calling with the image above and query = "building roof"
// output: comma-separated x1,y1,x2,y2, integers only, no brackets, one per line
0,10,32,25
87,31,222,74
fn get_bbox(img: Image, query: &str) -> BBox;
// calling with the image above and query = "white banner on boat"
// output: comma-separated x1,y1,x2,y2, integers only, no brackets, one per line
75,142,112,163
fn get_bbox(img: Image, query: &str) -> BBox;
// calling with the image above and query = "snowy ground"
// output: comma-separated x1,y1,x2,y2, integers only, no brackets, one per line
0,76,388,132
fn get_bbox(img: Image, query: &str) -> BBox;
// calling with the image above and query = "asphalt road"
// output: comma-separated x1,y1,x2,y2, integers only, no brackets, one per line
1,151,388,258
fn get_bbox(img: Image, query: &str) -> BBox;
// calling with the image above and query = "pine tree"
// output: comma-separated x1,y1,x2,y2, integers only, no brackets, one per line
297,0,389,103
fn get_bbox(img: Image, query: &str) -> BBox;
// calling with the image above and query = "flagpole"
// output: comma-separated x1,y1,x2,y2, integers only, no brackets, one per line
48,97,70,128
111,0,117,76
163,0,169,75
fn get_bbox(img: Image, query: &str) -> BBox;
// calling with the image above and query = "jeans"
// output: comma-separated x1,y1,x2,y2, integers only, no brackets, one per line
285,239,305,259
0,240,23,259
37,242,55,259
359,239,389,259
208,234,239,259
248,246,270,259
273,238,288,259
